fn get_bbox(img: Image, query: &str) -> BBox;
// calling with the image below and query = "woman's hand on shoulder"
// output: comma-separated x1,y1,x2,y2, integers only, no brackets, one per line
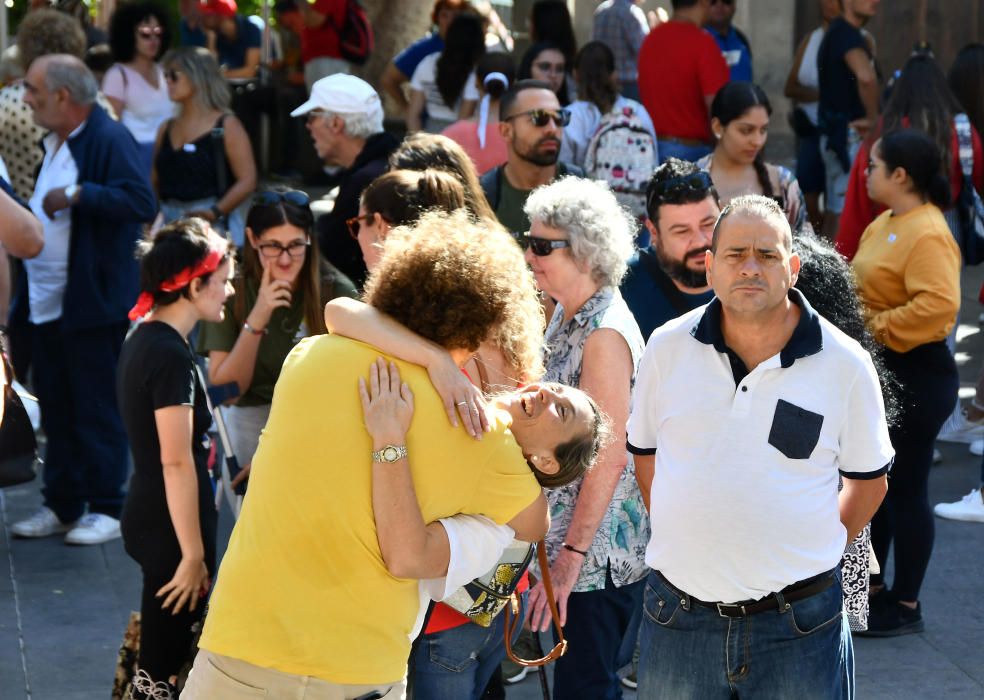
360,358,415,446
427,352,488,439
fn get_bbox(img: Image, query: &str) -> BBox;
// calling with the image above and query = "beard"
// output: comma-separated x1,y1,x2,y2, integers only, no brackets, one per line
654,240,708,290
516,136,561,167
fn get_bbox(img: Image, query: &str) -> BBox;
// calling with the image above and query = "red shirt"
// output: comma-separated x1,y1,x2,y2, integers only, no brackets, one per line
637,20,729,143
835,121,984,260
301,0,346,64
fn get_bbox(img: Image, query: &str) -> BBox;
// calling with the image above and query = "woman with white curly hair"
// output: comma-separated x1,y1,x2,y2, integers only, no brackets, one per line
520,176,650,700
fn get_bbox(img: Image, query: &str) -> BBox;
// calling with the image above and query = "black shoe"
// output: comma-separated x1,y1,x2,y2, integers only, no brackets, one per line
856,600,924,637
867,586,896,615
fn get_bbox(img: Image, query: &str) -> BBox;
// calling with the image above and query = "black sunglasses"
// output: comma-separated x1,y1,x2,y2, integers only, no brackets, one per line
647,171,714,210
710,0,734,5
253,190,311,207
503,109,571,128
164,68,182,82
513,233,571,256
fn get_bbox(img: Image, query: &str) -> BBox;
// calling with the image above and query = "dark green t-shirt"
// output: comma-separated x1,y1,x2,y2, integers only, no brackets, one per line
197,268,357,406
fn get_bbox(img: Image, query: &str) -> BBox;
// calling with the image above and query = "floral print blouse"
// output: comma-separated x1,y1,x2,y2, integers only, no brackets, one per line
537,286,651,592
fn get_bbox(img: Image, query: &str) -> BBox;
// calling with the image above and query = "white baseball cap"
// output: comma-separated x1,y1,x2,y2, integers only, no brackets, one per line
290,74,383,120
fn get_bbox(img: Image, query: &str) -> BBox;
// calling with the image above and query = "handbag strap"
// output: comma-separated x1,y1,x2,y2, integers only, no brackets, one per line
955,113,974,179
503,541,567,667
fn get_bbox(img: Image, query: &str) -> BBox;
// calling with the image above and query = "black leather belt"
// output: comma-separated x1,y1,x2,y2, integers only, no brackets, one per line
655,568,837,618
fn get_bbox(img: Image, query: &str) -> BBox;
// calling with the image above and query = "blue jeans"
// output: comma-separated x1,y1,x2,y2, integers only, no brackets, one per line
638,570,854,700
657,140,712,165
412,593,527,700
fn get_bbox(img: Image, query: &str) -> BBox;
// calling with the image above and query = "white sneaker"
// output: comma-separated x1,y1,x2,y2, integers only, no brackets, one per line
934,489,984,522
971,439,984,457
10,507,75,538
64,513,121,545
937,414,984,444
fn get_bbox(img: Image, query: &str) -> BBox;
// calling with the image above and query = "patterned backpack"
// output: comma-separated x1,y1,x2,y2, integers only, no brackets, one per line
584,105,658,218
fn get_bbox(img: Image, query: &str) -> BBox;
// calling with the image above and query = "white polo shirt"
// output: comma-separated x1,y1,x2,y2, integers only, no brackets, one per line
626,289,893,604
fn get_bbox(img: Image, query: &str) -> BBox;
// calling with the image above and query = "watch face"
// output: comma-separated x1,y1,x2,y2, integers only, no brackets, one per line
383,446,399,462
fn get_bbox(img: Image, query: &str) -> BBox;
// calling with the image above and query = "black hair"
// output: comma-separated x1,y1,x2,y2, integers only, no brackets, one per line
109,1,172,63
135,218,231,308
498,78,555,122
876,128,951,209
792,231,901,427
671,0,701,8
882,54,964,180
518,42,570,105
645,158,720,224
575,41,617,114
949,43,984,148
529,1,576,66
436,12,485,109
476,51,515,100
710,81,774,199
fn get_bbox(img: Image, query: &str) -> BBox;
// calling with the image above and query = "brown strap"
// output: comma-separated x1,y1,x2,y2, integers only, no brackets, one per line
503,542,567,667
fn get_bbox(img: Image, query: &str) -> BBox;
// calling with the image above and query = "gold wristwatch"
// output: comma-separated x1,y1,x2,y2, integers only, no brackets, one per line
372,444,408,464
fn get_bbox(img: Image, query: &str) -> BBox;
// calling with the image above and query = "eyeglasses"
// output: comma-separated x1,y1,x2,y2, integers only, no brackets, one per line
646,171,715,211
138,26,163,40
533,61,566,75
346,212,389,239
503,109,571,128
513,232,571,256
164,68,182,82
253,190,311,207
257,240,310,259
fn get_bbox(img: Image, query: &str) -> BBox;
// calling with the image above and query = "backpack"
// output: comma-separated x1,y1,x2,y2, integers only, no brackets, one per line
954,113,984,265
583,104,658,218
335,0,373,66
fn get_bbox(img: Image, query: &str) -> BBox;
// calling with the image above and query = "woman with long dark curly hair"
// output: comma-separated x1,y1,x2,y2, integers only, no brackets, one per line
697,81,807,231
104,1,174,174
407,12,484,133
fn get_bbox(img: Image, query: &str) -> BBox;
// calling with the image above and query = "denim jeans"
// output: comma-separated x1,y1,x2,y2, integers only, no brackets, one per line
638,570,854,700
657,140,712,165
411,593,527,700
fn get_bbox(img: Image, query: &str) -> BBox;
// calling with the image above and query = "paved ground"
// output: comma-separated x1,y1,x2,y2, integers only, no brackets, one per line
3,268,984,700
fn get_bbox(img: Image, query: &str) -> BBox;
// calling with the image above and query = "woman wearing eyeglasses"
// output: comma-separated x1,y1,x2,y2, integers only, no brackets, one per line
197,189,356,487
521,176,649,700
103,2,175,175
152,47,257,246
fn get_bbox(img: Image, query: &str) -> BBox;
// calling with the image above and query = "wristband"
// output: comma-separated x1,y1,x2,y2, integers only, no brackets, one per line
243,321,267,336
562,543,588,557
210,204,224,220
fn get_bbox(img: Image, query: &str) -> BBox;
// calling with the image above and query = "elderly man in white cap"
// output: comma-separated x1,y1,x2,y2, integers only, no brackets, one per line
292,73,399,288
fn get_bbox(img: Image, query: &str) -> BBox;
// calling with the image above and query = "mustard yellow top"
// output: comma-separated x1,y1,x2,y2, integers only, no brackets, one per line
199,335,541,684
851,204,961,353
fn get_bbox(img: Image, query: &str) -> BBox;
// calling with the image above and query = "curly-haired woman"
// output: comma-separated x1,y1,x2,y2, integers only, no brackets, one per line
104,1,175,174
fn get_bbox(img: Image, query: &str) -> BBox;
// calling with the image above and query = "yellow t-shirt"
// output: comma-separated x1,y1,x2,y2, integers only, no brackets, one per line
851,204,961,353
199,335,540,684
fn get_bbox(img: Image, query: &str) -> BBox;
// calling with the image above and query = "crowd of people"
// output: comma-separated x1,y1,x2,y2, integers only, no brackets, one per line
0,1,983,700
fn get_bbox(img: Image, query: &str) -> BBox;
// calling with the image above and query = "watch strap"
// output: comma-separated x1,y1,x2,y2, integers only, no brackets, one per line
372,444,408,463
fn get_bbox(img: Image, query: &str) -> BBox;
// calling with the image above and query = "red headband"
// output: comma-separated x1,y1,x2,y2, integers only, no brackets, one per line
128,247,226,321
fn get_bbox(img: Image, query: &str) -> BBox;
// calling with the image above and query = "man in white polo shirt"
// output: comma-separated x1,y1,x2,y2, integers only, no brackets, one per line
627,195,892,699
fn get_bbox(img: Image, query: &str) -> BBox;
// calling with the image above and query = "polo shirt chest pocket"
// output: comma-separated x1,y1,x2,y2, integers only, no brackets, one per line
768,399,824,460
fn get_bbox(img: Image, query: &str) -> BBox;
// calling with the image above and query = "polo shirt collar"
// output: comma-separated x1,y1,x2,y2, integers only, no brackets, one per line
691,288,823,368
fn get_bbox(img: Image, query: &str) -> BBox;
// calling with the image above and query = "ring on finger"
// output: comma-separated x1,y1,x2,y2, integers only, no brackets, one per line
456,401,468,406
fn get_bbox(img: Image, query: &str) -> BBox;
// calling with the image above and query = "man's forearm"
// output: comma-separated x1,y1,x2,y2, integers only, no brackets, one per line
839,474,887,542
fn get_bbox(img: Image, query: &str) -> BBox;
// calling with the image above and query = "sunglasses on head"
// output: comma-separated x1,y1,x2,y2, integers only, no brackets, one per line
513,232,571,256
504,108,571,128
138,26,163,39
647,171,714,210
253,190,311,207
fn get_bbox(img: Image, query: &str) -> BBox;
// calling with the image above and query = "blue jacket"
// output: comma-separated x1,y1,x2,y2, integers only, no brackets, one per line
10,104,157,331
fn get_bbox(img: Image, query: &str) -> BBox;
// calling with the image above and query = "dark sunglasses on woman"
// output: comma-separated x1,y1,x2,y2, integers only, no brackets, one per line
513,232,571,257
253,190,311,207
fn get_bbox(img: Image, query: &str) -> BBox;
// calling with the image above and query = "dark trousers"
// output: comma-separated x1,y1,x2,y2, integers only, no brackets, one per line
871,341,958,602
137,565,204,693
31,320,129,522
551,569,645,700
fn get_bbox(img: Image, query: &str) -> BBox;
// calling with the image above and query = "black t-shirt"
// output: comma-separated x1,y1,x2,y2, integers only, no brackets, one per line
216,16,261,70
117,322,217,576
817,17,870,127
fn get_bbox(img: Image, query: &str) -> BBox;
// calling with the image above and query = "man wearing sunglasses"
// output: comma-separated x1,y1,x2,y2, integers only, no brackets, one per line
704,0,753,82
479,79,583,236
620,158,719,340
291,74,399,289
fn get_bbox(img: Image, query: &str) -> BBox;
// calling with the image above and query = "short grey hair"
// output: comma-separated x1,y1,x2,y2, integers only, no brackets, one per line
711,194,792,252
328,110,384,139
162,47,230,112
43,55,97,106
523,177,637,287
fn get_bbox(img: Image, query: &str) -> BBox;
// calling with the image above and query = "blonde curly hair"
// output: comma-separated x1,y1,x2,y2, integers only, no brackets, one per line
364,209,544,380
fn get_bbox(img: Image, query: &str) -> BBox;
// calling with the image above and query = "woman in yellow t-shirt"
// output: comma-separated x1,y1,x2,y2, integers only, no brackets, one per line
851,128,961,637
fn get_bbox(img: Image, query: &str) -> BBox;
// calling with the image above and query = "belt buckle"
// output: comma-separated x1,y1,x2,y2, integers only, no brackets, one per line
716,602,745,618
